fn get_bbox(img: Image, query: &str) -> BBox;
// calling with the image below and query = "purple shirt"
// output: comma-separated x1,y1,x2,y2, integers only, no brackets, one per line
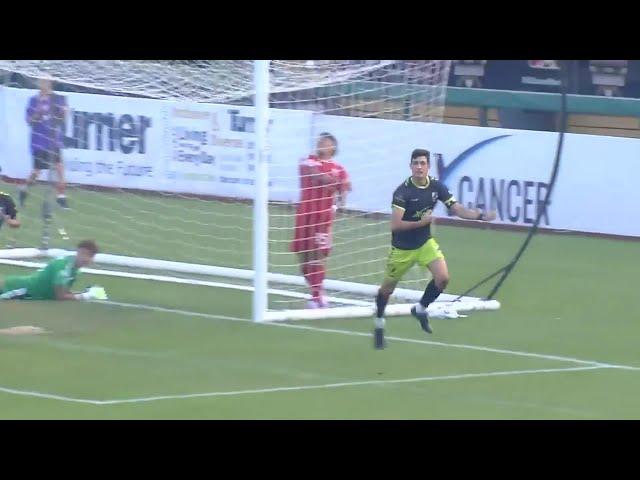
26,93,67,154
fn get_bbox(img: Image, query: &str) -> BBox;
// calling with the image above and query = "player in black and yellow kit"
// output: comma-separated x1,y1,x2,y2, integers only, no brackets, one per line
0,191,21,231
373,149,496,349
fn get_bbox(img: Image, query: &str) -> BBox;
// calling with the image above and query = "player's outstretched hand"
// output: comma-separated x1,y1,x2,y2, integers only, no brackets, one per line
77,286,109,301
88,286,109,300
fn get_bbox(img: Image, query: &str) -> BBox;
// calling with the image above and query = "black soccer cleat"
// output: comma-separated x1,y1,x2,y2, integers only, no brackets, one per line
411,305,432,334
374,327,386,350
56,196,71,210
19,189,27,208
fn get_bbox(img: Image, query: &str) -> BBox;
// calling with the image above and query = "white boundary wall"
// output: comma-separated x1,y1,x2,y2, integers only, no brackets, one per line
1,86,638,237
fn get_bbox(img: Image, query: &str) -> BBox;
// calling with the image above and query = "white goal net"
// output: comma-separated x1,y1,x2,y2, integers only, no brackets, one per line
0,60,499,321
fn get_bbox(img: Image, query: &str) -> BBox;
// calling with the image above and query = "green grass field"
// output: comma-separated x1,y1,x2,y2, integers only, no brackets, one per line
0,185,638,418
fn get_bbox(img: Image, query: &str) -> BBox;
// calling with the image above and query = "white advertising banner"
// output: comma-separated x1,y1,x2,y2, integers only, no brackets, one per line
0,88,6,177
312,114,640,237
3,87,164,190
163,103,310,200
0,87,309,202
1,86,638,237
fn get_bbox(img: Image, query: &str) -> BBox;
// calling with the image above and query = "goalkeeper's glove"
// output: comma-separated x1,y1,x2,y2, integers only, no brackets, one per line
75,286,109,301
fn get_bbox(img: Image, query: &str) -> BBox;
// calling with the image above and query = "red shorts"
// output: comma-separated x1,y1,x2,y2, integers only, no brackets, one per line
290,216,333,255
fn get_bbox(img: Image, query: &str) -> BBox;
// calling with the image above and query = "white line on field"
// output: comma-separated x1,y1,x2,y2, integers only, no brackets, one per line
0,385,100,405
103,301,640,371
0,365,605,406
95,365,606,405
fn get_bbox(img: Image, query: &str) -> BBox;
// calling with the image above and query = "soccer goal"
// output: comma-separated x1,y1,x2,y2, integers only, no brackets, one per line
0,60,500,322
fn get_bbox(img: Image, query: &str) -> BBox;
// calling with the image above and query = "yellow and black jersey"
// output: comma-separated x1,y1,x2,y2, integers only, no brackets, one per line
0,191,18,221
391,176,456,250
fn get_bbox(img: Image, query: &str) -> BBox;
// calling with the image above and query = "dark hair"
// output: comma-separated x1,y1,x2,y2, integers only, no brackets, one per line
77,239,99,256
411,149,430,164
317,132,338,155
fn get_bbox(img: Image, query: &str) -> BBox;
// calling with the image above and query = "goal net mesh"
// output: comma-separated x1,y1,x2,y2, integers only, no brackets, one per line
0,60,499,320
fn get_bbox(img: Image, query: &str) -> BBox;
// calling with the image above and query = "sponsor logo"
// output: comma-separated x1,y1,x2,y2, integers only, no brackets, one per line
64,110,152,154
211,113,220,132
173,127,208,145
172,108,209,120
227,109,274,133
211,135,243,148
220,176,273,187
435,135,551,225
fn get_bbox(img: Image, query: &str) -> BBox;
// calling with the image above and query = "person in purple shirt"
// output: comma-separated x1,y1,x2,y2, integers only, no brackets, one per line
21,78,70,209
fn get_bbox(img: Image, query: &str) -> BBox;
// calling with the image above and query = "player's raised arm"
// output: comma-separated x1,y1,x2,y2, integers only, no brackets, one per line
307,132,344,188
300,157,336,188
307,163,341,187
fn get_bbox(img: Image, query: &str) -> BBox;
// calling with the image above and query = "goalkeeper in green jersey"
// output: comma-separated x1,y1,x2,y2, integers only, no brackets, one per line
0,240,108,301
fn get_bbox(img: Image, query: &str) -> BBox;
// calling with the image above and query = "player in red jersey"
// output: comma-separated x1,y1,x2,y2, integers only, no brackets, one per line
290,133,351,308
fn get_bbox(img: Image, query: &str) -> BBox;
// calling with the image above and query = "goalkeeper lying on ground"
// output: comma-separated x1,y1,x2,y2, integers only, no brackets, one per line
0,239,107,301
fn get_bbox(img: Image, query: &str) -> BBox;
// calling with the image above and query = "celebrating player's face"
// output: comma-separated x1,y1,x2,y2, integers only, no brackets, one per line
411,156,429,181
317,137,336,160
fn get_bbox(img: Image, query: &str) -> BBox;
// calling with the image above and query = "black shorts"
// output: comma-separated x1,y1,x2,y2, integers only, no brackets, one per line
33,150,61,170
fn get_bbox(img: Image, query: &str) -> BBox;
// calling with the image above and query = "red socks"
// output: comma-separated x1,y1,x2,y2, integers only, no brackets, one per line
303,261,325,301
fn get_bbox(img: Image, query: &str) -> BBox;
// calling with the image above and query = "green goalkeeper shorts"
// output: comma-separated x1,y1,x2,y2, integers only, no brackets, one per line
383,238,445,282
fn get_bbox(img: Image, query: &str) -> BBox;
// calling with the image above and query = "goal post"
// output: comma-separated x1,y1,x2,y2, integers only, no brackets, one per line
252,60,270,323
0,60,500,322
